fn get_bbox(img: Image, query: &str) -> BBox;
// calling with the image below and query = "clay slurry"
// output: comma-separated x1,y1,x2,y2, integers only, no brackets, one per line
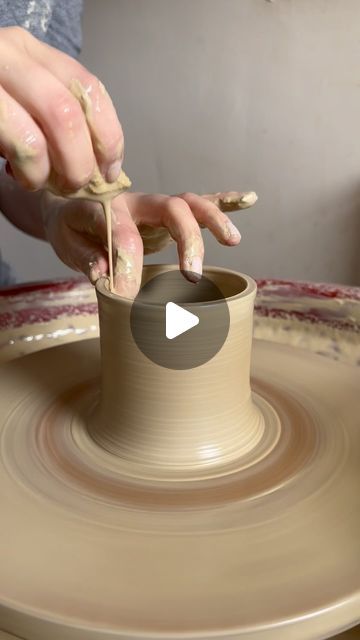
130,268,230,369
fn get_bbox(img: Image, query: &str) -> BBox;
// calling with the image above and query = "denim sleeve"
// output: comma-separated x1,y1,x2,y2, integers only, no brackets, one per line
0,0,83,58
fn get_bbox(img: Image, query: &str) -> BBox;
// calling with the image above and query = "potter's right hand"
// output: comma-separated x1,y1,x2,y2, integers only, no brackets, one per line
0,27,123,191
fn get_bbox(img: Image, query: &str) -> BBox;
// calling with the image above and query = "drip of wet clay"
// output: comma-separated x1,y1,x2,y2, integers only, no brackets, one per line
45,79,132,292
46,164,131,292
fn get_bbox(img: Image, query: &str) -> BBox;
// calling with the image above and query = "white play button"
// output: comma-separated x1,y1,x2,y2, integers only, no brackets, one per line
130,269,230,369
166,302,199,340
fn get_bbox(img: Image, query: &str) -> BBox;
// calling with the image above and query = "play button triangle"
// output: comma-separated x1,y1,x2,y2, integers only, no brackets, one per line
165,302,199,340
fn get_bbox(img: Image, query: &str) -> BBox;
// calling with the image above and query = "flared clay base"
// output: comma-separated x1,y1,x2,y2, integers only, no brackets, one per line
0,338,359,640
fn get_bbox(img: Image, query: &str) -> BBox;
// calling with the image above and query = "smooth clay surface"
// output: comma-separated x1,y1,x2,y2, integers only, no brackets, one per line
0,267,359,640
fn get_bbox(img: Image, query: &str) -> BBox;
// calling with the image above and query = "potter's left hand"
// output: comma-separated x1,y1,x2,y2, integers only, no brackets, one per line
42,190,257,297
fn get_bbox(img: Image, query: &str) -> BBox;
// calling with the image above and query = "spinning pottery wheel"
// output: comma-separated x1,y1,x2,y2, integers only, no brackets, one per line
0,266,359,640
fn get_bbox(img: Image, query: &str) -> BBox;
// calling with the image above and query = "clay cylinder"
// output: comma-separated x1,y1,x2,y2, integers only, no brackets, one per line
92,265,264,477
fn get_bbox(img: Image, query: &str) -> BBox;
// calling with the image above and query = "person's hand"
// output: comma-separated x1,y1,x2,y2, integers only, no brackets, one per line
0,27,123,191
42,190,257,298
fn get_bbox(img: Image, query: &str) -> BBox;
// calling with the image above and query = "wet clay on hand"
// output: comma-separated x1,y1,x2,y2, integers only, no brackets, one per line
46,164,131,291
45,80,259,294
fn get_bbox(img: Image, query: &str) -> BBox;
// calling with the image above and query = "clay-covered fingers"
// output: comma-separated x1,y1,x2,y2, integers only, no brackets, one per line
110,203,144,297
0,28,92,190
1,63,95,191
124,192,248,277
0,84,50,189
201,190,258,212
28,33,124,182
178,192,242,246
0,27,123,190
139,195,205,281
44,196,144,298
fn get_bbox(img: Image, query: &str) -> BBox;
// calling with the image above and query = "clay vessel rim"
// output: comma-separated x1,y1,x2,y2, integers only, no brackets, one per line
96,264,256,308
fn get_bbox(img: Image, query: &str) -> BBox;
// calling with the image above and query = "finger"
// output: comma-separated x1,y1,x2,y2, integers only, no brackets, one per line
113,194,174,255
137,224,173,254
201,190,258,211
28,35,124,181
110,203,144,298
123,193,205,281
160,196,204,282
178,192,241,246
0,54,95,190
0,84,50,189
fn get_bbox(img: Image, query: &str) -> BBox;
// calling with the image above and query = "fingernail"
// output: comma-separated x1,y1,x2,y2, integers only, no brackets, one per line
185,256,203,281
226,222,241,241
106,159,122,183
191,256,203,276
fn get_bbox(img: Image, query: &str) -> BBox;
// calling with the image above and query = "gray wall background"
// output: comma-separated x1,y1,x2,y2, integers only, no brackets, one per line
0,0,359,285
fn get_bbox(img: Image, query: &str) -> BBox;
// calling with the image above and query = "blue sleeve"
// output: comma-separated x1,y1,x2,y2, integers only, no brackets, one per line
46,0,83,58
0,0,83,58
